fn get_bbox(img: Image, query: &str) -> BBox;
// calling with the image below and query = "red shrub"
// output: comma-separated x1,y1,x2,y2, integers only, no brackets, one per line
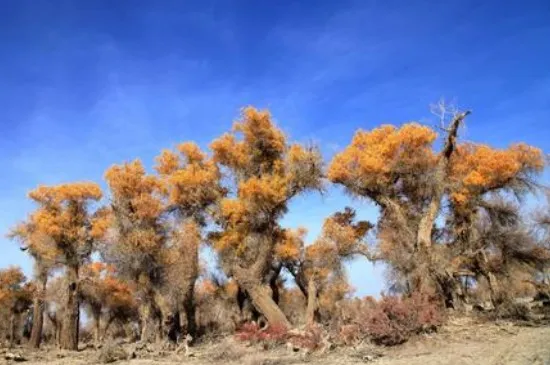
339,324,362,346
352,293,444,346
235,322,289,345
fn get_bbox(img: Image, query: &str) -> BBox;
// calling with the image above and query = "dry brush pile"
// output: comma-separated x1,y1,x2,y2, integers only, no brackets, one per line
2,104,550,354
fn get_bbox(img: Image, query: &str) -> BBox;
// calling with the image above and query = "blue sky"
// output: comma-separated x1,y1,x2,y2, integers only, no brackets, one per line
1,0,549,296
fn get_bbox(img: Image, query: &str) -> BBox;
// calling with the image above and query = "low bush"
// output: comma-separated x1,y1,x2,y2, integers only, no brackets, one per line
340,292,444,346
235,322,289,345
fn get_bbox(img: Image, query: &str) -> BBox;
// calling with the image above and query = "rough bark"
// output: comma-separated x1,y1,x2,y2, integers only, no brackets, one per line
9,312,17,348
92,309,101,346
102,315,115,342
183,292,196,339
155,312,164,343
233,233,290,327
60,265,80,350
305,278,319,325
417,111,470,250
167,310,181,343
139,302,153,342
245,282,290,328
29,276,47,348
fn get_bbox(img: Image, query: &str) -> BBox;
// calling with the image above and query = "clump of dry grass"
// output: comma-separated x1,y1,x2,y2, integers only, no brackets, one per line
209,338,247,362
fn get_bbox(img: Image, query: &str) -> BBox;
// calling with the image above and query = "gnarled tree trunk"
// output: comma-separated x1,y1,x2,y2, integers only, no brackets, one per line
29,275,47,348
91,307,101,346
8,312,17,348
60,265,79,350
233,234,290,328
305,278,319,325
241,280,290,328
183,291,196,340
139,302,153,342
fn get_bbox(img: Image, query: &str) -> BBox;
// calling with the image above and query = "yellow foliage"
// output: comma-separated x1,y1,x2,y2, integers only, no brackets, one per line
238,175,289,209
0,266,32,309
328,123,437,193
155,150,180,175
177,142,206,163
28,182,102,205
90,207,112,240
12,182,103,265
105,160,164,221
232,107,286,158
210,107,322,262
274,228,307,261
155,143,222,212
449,142,544,205
210,133,249,170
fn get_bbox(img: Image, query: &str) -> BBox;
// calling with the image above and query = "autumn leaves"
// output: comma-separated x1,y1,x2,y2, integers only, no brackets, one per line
7,105,548,349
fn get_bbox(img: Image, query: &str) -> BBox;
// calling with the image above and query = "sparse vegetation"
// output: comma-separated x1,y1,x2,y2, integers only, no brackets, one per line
2,105,550,364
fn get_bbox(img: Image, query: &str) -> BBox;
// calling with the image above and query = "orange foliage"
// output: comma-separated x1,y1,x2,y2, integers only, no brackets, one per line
0,266,33,312
155,142,222,217
104,160,165,253
105,160,164,221
328,123,437,194
210,107,323,258
81,262,135,311
11,183,102,265
274,227,307,261
449,143,544,205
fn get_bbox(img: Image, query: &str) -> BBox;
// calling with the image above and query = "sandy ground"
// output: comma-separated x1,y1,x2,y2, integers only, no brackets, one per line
3,317,550,365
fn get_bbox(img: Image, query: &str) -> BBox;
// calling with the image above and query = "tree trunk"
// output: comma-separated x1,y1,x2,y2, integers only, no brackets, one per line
92,310,101,346
183,291,196,339
167,311,181,343
56,321,62,348
60,265,80,350
9,312,16,348
29,276,47,348
139,303,152,342
30,298,44,348
103,316,114,342
305,278,319,326
155,312,163,343
233,233,290,328
246,283,290,328
486,272,499,304
139,297,162,343
417,111,469,250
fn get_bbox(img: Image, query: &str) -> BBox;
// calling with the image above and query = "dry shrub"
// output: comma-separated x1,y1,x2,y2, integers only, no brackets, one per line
235,323,289,345
97,343,129,363
339,324,362,346
235,322,327,352
210,339,247,361
493,292,533,320
287,324,325,352
343,293,444,346
365,293,443,345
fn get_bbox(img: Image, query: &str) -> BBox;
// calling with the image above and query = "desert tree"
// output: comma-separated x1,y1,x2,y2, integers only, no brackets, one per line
80,262,136,345
535,190,550,285
14,183,103,350
209,107,323,327
155,142,224,339
328,115,461,304
445,143,546,305
328,106,544,308
103,160,168,342
8,221,58,348
0,266,34,347
279,208,372,324
43,276,65,346
194,277,241,334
